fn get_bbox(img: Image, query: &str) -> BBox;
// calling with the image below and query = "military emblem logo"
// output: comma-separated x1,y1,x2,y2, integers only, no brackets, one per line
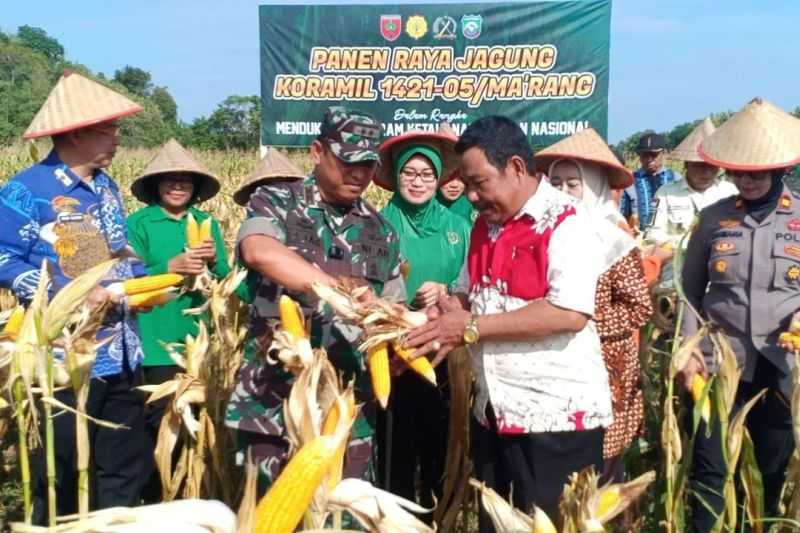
461,15,483,40
788,218,800,231
787,265,800,281
380,15,402,42
714,241,735,253
433,16,457,40
718,219,740,229
714,260,727,274
406,15,428,40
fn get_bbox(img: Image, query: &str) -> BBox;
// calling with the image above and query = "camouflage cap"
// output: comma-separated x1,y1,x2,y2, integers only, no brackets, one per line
319,106,381,164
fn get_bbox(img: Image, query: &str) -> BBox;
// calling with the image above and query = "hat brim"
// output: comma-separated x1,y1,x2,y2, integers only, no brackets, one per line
233,177,303,206
698,142,800,172
23,107,143,140
131,171,221,205
535,154,634,190
375,131,460,191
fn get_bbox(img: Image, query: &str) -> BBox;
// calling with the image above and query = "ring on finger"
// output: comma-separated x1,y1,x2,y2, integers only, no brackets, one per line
431,340,441,351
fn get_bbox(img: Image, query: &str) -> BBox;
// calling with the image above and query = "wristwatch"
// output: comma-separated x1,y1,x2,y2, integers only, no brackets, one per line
463,316,480,345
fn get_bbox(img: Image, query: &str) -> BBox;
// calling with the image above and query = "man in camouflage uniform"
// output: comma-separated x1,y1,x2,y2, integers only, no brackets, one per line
225,107,405,492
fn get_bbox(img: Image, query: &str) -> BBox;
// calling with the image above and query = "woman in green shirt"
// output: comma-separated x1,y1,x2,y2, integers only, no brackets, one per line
375,129,470,513
437,176,478,225
126,139,229,501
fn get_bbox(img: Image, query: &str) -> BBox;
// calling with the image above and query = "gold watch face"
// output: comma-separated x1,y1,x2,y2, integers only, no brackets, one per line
463,326,479,345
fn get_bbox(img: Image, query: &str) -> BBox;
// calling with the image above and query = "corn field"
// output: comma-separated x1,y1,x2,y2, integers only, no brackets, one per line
0,143,800,532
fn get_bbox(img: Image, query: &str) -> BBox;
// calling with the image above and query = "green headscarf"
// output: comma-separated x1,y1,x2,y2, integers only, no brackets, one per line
381,145,470,302
437,188,478,224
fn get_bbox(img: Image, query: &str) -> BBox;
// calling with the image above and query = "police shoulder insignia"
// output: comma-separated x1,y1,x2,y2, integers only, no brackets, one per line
787,265,800,281
714,241,735,253
718,219,740,229
714,260,728,273
780,194,792,210
785,245,800,259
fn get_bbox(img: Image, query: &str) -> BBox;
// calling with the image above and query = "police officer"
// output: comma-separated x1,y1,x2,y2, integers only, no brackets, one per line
620,132,683,231
680,97,800,532
225,107,405,494
645,117,738,288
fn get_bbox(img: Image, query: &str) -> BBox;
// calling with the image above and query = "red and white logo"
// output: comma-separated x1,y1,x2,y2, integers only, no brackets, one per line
380,15,402,41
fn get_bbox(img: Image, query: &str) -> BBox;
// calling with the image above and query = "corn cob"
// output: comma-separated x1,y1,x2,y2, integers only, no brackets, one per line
186,213,201,248
321,395,356,491
596,486,620,518
110,274,184,297
690,374,711,423
254,435,340,533
199,217,212,242
2,306,25,339
392,342,437,386
780,331,800,352
128,287,178,308
278,295,306,339
368,343,391,408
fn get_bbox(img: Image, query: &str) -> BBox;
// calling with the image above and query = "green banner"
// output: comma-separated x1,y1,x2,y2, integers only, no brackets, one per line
259,0,610,147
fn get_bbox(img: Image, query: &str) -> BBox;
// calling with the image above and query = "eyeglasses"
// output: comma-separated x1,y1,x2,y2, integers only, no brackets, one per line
399,168,437,184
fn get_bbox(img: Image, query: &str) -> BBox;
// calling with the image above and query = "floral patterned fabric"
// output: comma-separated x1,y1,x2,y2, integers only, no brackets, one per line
594,248,652,458
463,181,613,434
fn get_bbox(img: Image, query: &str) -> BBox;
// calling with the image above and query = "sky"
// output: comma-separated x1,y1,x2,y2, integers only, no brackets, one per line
3,0,799,143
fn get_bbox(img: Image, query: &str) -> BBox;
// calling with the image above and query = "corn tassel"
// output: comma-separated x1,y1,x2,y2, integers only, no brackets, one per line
199,217,212,242
186,213,201,248
392,342,437,386
368,343,391,409
690,374,711,424
254,435,341,533
128,287,178,308
121,274,184,296
279,295,306,339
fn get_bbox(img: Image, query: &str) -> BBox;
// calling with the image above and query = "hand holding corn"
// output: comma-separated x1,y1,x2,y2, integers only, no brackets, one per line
168,250,207,275
778,313,800,352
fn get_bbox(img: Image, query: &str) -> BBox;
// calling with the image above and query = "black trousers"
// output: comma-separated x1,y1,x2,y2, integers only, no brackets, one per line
32,368,145,525
689,359,794,533
377,370,448,510
140,365,181,503
472,407,604,532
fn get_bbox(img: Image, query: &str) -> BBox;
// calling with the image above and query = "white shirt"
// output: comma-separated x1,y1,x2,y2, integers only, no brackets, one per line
645,177,739,249
459,181,613,434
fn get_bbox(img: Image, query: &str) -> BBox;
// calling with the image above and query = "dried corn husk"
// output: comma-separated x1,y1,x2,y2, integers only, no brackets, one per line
327,478,434,533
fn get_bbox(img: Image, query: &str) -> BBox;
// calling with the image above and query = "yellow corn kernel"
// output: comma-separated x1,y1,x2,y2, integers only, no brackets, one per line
128,287,177,308
368,343,391,409
186,213,201,248
392,342,437,386
321,395,355,490
596,486,620,519
780,331,800,352
279,295,306,339
690,374,711,423
122,274,184,296
254,435,340,533
199,217,212,242
2,306,25,339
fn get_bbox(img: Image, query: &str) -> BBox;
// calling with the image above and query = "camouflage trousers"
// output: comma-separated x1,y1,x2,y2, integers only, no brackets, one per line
236,430,376,495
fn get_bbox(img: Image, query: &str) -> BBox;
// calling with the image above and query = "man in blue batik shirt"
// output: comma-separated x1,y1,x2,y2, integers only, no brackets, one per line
0,71,148,523
620,132,684,231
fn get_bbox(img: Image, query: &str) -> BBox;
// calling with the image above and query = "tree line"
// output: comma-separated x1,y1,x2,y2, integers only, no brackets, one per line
2,25,798,153
0,25,259,149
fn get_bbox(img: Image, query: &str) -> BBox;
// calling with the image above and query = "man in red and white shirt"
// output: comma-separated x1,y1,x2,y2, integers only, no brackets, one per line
406,116,612,528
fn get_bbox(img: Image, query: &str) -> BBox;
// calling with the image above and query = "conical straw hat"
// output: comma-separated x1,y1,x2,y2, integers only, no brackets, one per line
699,97,800,171
24,70,142,139
670,117,716,162
131,139,220,204
233,148,306,206
534,128,633,189
375,123,459,191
